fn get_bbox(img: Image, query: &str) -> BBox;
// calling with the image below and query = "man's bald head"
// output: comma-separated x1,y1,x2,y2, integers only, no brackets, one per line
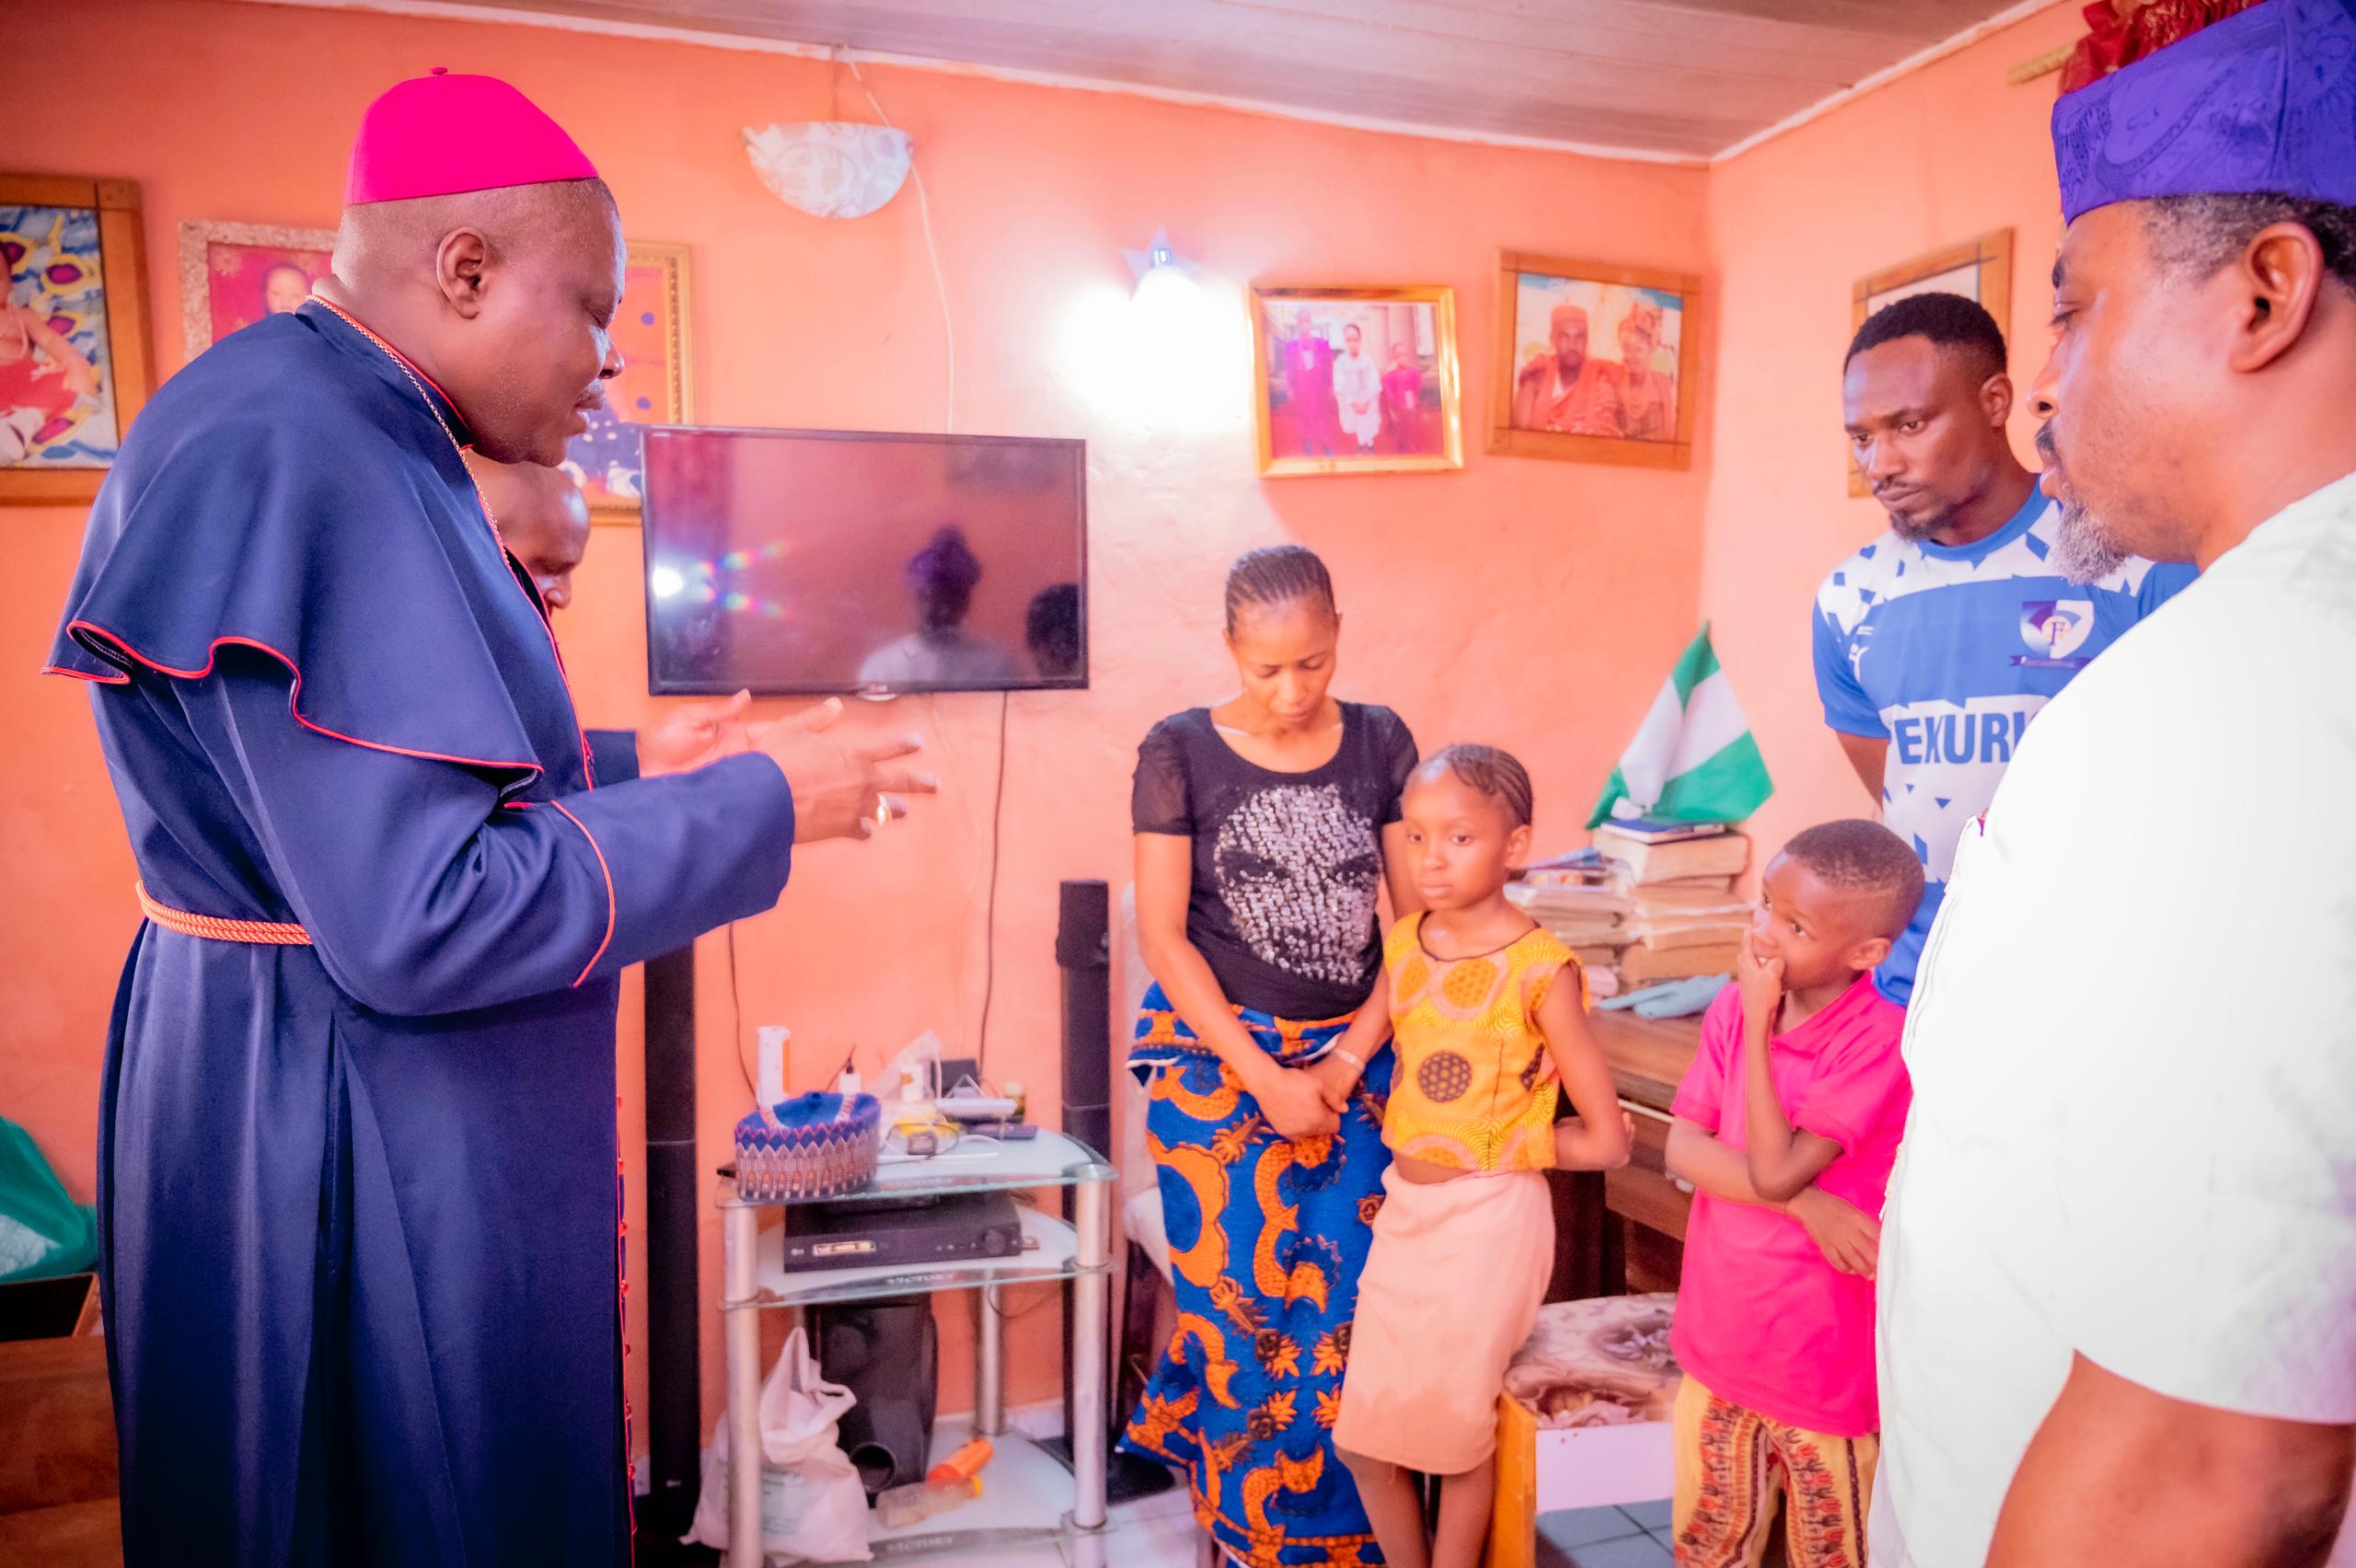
471,455,592,610
323,178,624,468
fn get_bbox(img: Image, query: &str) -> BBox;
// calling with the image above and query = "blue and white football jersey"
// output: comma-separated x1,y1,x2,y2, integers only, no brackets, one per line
1812,490,2195,1004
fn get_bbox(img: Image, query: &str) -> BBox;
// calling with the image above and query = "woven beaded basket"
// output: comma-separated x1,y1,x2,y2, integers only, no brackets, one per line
733,1091,882,1201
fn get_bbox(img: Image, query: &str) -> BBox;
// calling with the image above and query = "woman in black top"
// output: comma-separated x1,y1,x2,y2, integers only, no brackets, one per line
1117,545,1416,1567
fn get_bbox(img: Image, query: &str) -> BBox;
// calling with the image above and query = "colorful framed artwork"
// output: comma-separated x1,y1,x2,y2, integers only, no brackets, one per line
567,241,693,522
2,176,155,505
179,220,337,361
1250,283,1461,477
1488,250,1699,470
1847,228,2013,496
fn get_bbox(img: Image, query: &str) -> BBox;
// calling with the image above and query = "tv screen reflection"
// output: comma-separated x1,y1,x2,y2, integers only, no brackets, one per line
640,427,1087,696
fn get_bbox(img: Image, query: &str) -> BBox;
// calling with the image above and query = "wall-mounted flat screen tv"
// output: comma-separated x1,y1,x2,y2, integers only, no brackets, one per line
640,426,1087,697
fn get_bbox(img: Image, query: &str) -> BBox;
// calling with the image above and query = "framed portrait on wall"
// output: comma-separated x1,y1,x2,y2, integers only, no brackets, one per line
1488,250,1699,469
3,175,155,505
1848,228,2013,496
179,220,338,361
1249,283,1462,477
568,241,693,522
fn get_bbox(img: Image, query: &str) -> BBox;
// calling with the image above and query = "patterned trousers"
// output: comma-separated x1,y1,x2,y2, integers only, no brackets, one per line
1670,1373,1877,1568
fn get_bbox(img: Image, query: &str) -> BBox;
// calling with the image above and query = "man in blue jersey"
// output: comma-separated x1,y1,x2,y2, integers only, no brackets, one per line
1814,293,2193,1004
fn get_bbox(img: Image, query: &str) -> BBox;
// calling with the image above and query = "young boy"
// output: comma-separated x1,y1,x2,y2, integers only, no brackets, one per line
1663,819,1924,1568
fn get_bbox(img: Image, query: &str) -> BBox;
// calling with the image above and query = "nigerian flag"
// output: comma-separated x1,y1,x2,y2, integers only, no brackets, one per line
1587,626,1773,829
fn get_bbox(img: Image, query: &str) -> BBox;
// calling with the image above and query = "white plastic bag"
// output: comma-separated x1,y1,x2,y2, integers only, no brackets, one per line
684,1327,872,1562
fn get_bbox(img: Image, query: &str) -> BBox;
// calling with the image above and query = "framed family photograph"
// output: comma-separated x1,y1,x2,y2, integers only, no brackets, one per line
1848,228,2012,496
1250,283,1462,477
3,175,155,504
179,219,337,361
567,241,693,521
1489,250,1698,469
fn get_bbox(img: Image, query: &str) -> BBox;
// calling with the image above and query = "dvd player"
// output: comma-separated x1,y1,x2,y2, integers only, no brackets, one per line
777,1190,1025,1274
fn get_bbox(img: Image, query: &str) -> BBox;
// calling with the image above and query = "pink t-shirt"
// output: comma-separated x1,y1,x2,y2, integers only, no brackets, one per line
1669,974,1911,1437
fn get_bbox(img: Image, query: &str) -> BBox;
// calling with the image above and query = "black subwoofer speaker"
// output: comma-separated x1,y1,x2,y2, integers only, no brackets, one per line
1045,878,1176,1503
813,1296,939,1501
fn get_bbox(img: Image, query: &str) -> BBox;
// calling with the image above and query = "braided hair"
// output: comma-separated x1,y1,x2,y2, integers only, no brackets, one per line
1420,744,1535,828
1223,545,1336,635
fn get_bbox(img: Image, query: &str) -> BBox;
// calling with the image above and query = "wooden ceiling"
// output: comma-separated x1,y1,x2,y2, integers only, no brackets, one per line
429,0,2046,160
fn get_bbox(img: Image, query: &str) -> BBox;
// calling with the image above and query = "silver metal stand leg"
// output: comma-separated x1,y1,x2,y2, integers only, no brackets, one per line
1072,1178,1111,1533
975,1284,1006,1438
724,1200,764,1567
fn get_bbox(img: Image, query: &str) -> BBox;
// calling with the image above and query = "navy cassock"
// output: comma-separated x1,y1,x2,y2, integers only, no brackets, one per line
45,301,791,1565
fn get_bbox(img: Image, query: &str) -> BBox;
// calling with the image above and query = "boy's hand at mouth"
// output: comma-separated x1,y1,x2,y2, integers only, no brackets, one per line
1737,926,1785,1032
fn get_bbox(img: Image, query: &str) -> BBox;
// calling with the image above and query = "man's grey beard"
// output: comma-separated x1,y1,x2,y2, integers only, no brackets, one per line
2037,420,2128,582
2051,495,2129,583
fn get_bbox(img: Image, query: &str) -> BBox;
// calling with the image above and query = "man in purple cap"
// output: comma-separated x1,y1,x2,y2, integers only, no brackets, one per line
47,73,931,1565
1872,3,2356,1565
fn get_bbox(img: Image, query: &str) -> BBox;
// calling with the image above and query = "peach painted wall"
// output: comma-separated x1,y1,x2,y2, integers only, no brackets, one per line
0,0,1715,1465
1696,2,2085,867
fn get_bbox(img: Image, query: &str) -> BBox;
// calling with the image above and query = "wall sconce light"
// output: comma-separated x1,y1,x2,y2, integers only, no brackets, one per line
744,121,913,220
1060,226,1241,431
1121,226,1199,293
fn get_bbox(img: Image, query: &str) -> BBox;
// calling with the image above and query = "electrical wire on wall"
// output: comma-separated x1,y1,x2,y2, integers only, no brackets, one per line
843,47,1016,1087
975,691,1011,1078
847,52,955,436
729,920,755,1099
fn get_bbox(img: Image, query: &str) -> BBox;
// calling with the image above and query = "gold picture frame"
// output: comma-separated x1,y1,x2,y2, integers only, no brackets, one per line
178,219,339,361
572,240,694,523
1847,228,2013,496
1488,250,1699,470
2,175,155,505
1250,283,1462,477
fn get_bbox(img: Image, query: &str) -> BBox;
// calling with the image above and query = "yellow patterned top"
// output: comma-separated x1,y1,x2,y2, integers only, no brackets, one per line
1379,913,1584,1174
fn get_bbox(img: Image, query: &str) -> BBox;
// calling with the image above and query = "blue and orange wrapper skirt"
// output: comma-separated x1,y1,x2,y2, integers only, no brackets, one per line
1121,982,1396,1567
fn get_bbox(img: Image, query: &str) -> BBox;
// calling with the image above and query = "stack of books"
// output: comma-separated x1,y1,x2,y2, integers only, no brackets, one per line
1507,857,1631,994
1510,819,1752,996
1595,820,1751,986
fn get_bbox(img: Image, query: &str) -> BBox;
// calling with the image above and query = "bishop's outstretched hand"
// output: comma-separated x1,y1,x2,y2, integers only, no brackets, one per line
753,698,939,844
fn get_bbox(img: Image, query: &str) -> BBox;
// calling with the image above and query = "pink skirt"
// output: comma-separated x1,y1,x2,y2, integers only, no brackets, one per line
1333,1166,1554,1474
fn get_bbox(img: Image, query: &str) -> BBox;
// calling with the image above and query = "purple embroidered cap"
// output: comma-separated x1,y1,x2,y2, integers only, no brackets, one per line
2052,0,2356,224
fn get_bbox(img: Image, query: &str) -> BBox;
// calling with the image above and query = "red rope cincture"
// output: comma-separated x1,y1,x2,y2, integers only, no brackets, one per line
136,882,310,945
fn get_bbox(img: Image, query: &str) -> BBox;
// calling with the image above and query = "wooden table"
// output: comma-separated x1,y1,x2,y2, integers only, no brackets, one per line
1545,1009,1704,1300
1592,1009,1702,1113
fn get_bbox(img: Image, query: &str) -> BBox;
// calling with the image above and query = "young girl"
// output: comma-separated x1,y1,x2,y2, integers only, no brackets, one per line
1122,545,1419,1567
1320,745,1633,1568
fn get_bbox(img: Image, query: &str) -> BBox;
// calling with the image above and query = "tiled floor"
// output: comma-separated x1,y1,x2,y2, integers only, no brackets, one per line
907,1470,1198,1568
661,1421,1681,1568
942,1494,1685,1568
1534,1503,1676,1567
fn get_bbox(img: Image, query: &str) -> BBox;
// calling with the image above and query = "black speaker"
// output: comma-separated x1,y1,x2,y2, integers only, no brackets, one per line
814,1297,940,1501
1057,880,1113,1167
1045,880,1175,1503
1055,881,1111,1454
641,944,700,1540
